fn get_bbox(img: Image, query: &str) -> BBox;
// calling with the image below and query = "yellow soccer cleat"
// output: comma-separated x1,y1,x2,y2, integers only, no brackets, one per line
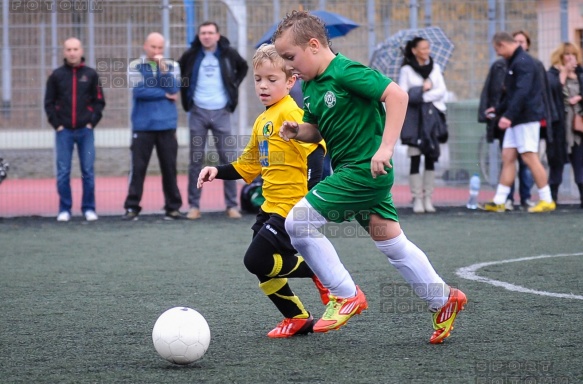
481,201,507,212
430,287,467,344
313,285,368,333
527,200,556,213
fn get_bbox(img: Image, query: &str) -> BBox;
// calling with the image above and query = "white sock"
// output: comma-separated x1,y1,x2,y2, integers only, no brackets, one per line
538,185,553,203
493,184,512,205
375,232,449,311
285,198,357,298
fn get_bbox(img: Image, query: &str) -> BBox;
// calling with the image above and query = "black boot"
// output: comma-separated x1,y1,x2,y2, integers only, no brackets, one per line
550,184,559,203
578,183,583,208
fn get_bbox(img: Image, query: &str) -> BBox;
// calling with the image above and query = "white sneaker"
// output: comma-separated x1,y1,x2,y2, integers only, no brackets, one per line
84,210,98,221
57,211,71,222
504,199,514,211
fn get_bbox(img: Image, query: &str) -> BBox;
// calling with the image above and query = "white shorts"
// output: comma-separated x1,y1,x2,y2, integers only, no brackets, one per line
502,121,540,154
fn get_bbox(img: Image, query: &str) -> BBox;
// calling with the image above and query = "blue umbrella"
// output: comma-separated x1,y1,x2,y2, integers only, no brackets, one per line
255,10,359,48
369,26,454,82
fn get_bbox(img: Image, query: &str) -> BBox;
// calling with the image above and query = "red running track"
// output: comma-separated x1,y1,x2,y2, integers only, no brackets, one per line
0,175,487,218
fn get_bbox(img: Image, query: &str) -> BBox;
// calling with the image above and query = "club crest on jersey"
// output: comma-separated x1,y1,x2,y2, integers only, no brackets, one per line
324,91,336,108
263,121,274,137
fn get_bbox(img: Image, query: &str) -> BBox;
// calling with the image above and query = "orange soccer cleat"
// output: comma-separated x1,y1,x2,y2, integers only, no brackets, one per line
267,315,314,338
430,287,467,344
313,286,368,333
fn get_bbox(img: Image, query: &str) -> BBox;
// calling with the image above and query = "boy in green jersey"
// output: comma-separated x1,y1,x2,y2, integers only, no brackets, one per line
273,10,467,344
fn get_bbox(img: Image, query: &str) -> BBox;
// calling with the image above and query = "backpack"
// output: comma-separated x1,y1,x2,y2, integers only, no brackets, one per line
240,176,265,213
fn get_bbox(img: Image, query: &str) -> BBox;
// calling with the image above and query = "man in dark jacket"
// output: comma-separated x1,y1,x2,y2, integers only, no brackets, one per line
478,30,554,210
44,37,105,222
178,21,248,220
482,31,555,213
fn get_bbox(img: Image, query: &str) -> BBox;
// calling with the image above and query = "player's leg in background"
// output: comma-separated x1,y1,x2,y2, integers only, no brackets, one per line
154,129,182,212
517,155,534,207
76,127,96,214
187,106,210,211
124,131,155,212
409,154,424,213
569,142,583,207
55,128,75,214
422,157,436,213
209,108,239,212
515,122,554,208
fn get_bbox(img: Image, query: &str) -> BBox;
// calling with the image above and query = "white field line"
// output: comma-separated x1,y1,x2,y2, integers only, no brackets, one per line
456,253,583,300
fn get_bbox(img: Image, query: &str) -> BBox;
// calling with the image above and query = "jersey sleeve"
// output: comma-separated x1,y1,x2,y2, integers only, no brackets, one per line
232,121,262,184
338,60,392,101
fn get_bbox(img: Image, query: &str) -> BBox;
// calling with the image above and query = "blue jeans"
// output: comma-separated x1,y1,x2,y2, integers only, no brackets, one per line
55,127,96,213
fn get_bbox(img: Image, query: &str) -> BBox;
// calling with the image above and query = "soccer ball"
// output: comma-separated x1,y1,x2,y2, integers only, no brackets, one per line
152,307,211,365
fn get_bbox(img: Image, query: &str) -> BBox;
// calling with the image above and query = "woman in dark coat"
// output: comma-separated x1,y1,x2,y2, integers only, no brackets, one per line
546,42,583,207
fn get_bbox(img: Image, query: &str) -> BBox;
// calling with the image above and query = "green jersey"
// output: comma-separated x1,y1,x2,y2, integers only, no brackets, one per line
302,53,392,170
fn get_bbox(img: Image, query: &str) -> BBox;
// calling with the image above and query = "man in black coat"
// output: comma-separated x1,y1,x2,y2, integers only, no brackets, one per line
482,32,555,213
478,30,553,210
178,21,248,220
44,37,105,222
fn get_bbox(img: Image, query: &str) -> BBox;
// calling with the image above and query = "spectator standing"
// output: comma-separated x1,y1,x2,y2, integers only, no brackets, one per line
44,37,105,222
178,21,249,220
398,37,448,213
512,30,553,208
479,37,529,210
482,32,555,213
546,42,583,207
122,32,183,221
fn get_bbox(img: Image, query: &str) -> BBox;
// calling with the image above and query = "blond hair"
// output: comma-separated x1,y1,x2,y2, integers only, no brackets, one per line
252,44,293,78
273,10,330,48
550,42,582,66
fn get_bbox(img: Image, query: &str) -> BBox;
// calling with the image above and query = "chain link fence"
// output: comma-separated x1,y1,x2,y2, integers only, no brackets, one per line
0,0,579,216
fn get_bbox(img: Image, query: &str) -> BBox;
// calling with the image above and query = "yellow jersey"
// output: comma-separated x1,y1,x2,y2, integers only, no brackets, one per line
233,95,324,217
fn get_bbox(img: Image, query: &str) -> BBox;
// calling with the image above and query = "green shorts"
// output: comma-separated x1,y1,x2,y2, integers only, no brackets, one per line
305,163,399,228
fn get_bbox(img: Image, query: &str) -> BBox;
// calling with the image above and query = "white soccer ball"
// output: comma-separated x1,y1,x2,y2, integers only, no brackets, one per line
152,307,211,365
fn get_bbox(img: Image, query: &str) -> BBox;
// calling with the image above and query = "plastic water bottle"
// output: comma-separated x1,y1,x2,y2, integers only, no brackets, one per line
466,173,481,209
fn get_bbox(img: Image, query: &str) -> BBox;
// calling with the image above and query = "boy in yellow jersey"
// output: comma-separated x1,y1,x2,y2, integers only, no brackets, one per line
197,44,328,338
274,11,467,344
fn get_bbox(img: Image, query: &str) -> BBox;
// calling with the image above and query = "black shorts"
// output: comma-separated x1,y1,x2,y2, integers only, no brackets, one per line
251,209,296,255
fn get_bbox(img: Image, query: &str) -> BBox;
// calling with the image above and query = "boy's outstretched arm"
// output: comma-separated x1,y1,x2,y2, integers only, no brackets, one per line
279,121,322,143
371,82,408,178
197,164,242,188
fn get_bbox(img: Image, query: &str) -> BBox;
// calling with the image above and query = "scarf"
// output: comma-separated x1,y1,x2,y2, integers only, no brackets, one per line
409,56,434,80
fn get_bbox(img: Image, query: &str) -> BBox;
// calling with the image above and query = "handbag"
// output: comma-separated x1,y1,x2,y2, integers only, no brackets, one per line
436,110,449,143
573,112,583,133
566,82,583,133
